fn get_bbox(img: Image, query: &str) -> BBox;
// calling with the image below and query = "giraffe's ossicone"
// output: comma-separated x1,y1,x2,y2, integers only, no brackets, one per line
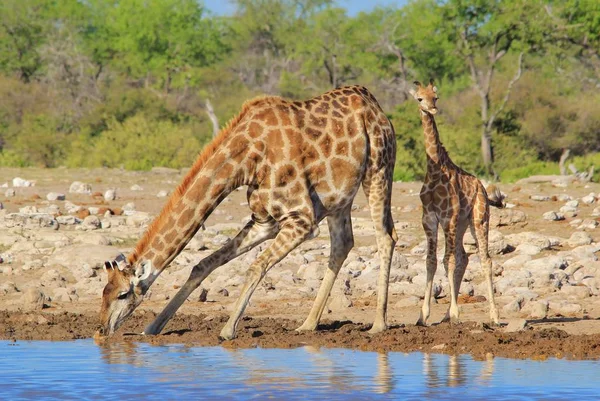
97,85,398,340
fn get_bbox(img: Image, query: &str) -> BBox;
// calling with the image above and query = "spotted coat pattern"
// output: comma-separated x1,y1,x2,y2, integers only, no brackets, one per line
99,85,398,339
409,80,500,327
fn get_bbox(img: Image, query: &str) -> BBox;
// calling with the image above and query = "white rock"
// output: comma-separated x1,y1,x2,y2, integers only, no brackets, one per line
64,201,82,214
82,215,101,230
104,189,116,201
559,205,577,214
516,243,542,256
530,195,551,201
297,262,324,281
491,209,527,227
69,181,92,194
502,296,524,313
5,189,15,197
126,212,151,227
157,190,169,198
556,194,573,202
328,294,352,311
525,257,568,287
565,200,579,208
560,285,590,299
592,207,600,217
522,300,548,319
503,287,538,301
581,194,596,204
503,254,532,269
542,211,564,221
548,301,581,316
22,288,48,310
46,192,66,201
495,272,532,295
19,206,38,214
504,319,527,332
53,287,78,302
0,281,18,295
74,263,96,279
394,296,420,308
578,219,598,230
569,244,600,261
122,202,136,212
130,184,143,191
568,232,593,247
13,177,33,187
56,215,80,225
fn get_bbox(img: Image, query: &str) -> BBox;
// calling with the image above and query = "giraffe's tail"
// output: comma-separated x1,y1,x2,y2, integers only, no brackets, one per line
486,184,505,208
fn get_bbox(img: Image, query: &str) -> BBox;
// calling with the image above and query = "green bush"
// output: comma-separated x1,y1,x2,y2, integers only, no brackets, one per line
67,114,202,170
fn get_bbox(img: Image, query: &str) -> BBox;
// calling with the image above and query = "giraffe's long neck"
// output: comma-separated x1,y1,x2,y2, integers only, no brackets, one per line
420,110,449,170
131,149,250,291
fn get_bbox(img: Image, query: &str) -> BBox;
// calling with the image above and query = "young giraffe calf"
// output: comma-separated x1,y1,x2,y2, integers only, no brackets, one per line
97,85,397,340
409,80,504,326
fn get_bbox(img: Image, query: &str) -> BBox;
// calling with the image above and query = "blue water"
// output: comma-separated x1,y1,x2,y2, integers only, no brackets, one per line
1,340,599,400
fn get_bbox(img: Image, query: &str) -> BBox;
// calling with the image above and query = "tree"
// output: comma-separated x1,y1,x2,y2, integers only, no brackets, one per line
89,0,229,95
0,0,53,82
441,0,547,178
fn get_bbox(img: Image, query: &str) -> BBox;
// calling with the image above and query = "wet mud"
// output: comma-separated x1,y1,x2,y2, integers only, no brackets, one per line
2,310,600,361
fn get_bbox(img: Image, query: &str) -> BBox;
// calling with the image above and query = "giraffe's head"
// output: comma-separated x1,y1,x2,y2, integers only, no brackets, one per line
409,79,438,115
97,254,153,336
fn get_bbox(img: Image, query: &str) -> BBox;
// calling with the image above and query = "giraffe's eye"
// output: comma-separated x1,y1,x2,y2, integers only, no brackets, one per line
117,291,129,300
417,98,423,102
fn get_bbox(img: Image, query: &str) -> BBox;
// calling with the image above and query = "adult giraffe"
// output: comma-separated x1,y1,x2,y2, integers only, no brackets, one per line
97,85,398,340
409,79,504,327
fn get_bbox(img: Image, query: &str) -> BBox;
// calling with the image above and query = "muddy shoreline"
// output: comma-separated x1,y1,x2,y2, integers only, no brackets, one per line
3,310,600,361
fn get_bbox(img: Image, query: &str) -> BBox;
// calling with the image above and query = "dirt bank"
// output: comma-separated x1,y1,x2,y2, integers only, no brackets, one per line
2,310,600,360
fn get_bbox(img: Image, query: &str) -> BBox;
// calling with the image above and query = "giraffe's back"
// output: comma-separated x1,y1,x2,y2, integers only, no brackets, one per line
225,86,393,221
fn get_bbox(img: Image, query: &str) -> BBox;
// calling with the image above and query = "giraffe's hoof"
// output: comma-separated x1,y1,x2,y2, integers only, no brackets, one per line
219,327,236,341
295,323,317,332
415,319,427,327
368,322,387,334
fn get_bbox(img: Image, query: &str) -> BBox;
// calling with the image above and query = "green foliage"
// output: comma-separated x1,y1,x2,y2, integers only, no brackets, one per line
68,114,202,170
0,0,597,183
500,161,559,183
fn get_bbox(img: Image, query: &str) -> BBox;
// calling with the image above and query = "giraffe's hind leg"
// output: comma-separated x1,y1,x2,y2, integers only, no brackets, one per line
363,168,397,334
296,206,354,332
219,213,316,340
471,203,500,325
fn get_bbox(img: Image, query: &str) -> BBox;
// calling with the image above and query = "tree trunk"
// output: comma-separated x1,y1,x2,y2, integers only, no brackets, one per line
205,98,219,138
481,127,494,175
559,148,570,175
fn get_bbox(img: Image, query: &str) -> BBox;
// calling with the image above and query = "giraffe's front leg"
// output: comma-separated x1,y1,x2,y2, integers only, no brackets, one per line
143,219,277,335
417,213,438,326
441,216,460,325
219,216,314,341
296,208,353,332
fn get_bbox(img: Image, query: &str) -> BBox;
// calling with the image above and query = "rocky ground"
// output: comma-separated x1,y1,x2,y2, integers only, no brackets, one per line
1,167,599,359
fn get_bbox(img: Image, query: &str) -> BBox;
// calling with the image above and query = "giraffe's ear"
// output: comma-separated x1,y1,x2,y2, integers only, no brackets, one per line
432,86,438,93
429,78,435,86
413,81,422,88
